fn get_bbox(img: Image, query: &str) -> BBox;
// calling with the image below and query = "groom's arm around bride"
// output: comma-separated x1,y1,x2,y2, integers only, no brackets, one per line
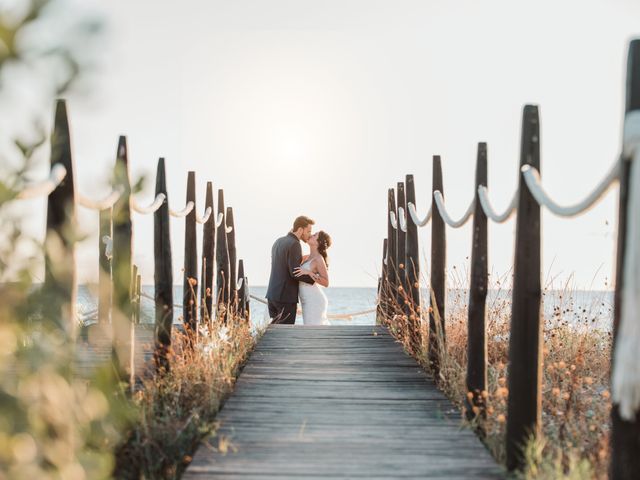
265,216,316,324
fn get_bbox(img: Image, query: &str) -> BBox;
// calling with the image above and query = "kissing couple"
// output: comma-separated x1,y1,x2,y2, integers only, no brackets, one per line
266,216,332,325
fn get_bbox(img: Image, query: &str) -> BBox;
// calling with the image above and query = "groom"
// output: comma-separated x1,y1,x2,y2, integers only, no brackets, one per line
266,216,316,324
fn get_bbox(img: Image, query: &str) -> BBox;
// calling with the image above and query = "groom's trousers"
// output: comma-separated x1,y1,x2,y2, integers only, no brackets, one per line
268,300,297,324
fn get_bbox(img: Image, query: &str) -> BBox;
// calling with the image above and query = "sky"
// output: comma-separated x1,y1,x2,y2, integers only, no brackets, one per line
10,0,640,288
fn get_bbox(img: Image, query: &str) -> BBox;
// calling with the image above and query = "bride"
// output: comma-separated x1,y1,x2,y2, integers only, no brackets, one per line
294,231,332,325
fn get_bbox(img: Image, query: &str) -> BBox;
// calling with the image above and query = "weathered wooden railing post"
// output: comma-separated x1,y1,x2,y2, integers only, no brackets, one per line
376,238,388,324
216,189,230,321
183,171,198,334
201,181,215,324
466,142,488,422
43,99,77,337
396,182,408,312
153,157,173,373
226,206,237,312
611,38,640,480
386,188,397,317
405,174,421,350
429,155,446,378
506,105,542,471
98,207,111,324
111,135,134,388
131,264,139,324
237,259,247,320
135,271,141,324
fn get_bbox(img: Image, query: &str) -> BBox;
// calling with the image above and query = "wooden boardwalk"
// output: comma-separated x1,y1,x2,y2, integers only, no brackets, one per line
184,325,502,479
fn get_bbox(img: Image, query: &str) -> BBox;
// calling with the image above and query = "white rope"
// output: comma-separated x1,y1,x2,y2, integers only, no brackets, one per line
140,290,183,309
521,161,619,217
77,188,123,210
131,193,166,214
433,191,475,228
17,164,67,199
226,225,234,234
215,212,224,228
389,211,397,230
477,186,518,223
407,201,431,227
170,201,194,218
237,278,243,290
102,235,112,260
196,206,212,224
248,294,375,320
613,109,640,421
398,207,407,232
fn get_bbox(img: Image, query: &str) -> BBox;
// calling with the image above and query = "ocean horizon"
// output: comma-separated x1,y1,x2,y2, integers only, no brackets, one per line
75,284,615,330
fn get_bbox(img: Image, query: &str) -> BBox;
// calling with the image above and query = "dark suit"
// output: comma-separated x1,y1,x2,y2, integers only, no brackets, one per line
266,232,315,324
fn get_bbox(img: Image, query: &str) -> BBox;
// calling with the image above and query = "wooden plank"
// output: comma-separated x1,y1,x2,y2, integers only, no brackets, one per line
184,325,502,479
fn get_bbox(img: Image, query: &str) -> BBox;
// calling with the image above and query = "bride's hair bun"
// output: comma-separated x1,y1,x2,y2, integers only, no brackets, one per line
317,231,332,268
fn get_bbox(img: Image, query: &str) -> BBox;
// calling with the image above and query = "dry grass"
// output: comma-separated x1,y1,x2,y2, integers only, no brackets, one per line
381,272,612,479
114,316,257,479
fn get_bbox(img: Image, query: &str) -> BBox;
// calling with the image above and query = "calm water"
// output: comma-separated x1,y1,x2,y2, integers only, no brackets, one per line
76,285,614,330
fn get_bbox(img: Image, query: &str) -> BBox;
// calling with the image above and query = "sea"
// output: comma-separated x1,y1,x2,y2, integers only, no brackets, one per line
76,285,615,331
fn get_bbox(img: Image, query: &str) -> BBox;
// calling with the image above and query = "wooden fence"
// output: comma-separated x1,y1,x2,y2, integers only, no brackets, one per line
377,39,640,477
19,99,251,387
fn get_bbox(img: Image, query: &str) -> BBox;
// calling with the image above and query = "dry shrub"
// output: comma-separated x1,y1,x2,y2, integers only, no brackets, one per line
381,271,612,479
114,316,257,479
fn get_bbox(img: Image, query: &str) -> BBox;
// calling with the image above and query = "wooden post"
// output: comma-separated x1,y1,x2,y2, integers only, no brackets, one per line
226,206,237,312
611,38,640,480
396,182,407,310
111,135,134,387
153,157,173,374
405,174,421,349
506,105,542,471
135,273,141,324
183,171,198,334
201,182,215,324
216,189,230,321
43,99,77,337
376,238,388,324
429,155,446,379
131,264,139,324
386,188,397,317
237,259,247,320
98,207,111,324
466,143,488,422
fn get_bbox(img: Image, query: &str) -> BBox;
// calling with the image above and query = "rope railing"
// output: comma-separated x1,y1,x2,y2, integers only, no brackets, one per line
477,187,518,223
407,201,431,227
77,188,123,210
406,157,620,228
248,294,376,320
131,193,166,214
169,200,194,218
195,206,212,224
389,211,398,230
16,164,67,199
398,207,407,232
433,192,475,228
613,109,640,422
521,160,620,217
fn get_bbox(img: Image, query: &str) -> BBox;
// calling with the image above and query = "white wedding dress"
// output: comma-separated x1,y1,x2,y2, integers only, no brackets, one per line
298,259,330,325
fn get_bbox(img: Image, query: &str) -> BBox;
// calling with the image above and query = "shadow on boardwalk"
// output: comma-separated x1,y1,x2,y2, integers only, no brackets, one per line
184,325,503,479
